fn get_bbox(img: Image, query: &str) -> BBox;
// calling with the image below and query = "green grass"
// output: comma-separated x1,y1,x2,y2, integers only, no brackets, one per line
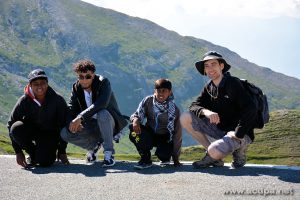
1,109,300,166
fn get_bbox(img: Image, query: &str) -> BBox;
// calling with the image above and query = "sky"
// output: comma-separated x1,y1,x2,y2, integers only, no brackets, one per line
81,0,300,79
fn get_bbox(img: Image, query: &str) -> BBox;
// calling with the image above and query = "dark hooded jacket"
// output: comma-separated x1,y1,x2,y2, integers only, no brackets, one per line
7,85,68,153
67,75,128,134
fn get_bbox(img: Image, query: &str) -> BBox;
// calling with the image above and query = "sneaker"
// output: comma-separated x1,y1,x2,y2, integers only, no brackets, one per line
25,156,36,169
102,151,115,167
57,153,70,165
231,146,248,168
192,152,224,168
24,147,36,168
160,160,171,166
134,159,153,170
86,142,101,163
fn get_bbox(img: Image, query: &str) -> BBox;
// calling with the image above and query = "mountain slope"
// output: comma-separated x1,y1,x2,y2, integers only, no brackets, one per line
1,0,300,146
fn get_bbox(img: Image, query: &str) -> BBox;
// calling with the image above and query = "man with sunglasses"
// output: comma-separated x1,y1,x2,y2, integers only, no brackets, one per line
8,69,69,168
60,60,128,167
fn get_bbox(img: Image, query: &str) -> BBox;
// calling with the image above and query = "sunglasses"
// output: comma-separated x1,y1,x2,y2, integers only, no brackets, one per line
78,74,93,80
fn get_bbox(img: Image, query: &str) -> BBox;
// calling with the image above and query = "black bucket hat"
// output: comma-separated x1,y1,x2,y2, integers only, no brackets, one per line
195,51,231,75
28,69,48,83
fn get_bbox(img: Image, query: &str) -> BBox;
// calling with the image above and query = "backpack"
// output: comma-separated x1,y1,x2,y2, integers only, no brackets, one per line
240,79,270,129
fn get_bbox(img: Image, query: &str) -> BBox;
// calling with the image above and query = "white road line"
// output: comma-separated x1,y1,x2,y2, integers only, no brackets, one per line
1,155,300,170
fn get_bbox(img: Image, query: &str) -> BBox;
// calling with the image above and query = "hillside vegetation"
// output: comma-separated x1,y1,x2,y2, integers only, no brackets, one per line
1,109,299,166
1,0,300,132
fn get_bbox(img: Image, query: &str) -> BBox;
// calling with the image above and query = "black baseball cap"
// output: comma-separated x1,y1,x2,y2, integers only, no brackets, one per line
28,69,48,83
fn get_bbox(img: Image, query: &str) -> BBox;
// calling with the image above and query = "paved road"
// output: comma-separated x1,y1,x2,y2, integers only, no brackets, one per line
1,155,299,200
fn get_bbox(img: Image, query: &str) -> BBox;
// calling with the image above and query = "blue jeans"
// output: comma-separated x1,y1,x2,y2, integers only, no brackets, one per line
61,109,115,153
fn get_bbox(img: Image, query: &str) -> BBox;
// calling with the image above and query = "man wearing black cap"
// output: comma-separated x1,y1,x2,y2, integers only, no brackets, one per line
7,69,69,168
180,51,257,168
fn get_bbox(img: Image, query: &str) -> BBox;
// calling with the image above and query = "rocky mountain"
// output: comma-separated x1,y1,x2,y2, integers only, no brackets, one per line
1,0,300,145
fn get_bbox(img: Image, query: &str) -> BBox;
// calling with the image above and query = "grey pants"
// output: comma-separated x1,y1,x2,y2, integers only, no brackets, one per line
190,112,252,155
61,109,115,153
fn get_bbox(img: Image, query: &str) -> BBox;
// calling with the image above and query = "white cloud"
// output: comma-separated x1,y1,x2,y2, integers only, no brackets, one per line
81,0,300,78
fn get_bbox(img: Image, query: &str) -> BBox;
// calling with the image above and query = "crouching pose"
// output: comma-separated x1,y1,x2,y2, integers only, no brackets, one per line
129,78,182,169
180,51,256,169
60,60,128,167
8,69,69,168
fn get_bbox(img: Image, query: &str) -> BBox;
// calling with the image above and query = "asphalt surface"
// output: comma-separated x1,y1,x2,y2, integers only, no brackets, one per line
1,155,299,200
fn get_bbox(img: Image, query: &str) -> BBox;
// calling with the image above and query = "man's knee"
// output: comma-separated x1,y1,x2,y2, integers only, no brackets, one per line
60,127,69,142
208,136,236,160
97,109,113,123
180,112,192,128
129,132,153,151
10,121,25,137
9,121,29,145
208,145,226,160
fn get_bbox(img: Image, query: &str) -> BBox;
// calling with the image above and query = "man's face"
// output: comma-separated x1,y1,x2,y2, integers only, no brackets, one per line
204,59,224,81
154,88,172,103
77,70,95,90
30,79,48,99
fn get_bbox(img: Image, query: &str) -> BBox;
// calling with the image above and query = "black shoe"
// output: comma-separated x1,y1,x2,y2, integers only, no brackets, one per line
231,146,247,168
133,161,152,169
102,151,115,167
134,159,153,170
86,142,101,163
193,152,224,169
25,156,36,169
160,159,171,166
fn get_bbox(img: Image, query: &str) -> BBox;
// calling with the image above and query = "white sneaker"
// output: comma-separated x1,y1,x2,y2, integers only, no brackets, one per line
160,161,171,166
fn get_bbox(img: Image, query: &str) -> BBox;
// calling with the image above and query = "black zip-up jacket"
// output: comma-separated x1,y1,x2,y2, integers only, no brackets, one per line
7,86,68,154
189,73,257,141
67,75,128,134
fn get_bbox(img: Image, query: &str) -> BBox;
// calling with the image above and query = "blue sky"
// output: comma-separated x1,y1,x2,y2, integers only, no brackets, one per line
82,0,300,79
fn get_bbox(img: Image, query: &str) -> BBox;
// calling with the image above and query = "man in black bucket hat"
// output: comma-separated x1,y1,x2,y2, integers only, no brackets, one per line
180,51,257,169
195,51,231,75
8,69,69,168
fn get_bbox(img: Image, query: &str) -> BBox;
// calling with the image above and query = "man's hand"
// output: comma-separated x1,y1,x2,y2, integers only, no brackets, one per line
203,109,220,124
132,118,141,134
69,117,83,133
16,152,27,167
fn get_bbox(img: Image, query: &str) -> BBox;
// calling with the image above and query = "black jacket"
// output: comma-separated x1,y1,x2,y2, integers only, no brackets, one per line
67,75,128,134
7,86,68,153
189,73,257,141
